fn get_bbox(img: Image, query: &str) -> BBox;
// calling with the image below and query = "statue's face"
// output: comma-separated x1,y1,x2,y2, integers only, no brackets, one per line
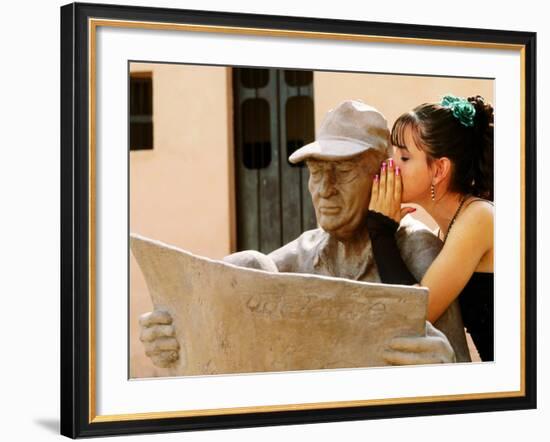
307,154,374,240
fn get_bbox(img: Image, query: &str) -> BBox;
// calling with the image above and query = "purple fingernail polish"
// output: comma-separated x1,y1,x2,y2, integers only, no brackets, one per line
374,174,379,182
396,167,400,176
389,158,394,168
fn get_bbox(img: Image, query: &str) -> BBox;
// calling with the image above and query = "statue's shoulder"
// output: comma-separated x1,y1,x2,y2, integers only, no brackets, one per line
268,228,327,273
396,215,442,279
295,227,328,248
397,215,439,244
272,228,327,254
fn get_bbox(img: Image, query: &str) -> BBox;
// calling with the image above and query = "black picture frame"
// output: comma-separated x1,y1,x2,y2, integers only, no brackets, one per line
60,2,537,438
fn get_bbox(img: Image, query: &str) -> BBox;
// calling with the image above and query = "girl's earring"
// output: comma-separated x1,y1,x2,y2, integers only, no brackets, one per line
430,183,436,201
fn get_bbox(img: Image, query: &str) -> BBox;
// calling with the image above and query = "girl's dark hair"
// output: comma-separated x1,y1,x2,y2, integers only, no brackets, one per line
391,95,494,201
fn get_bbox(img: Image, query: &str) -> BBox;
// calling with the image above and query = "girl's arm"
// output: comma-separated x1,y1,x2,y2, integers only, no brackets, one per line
419,202,493,322
367,201,493,322
367,160,493,322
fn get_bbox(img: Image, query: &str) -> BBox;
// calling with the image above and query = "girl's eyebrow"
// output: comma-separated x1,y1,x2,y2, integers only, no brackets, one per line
395,145,410,152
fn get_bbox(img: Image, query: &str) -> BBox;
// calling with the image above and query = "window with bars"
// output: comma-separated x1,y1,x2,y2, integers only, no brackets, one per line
233,68,317,253
241,98,272,169
129,72,153,150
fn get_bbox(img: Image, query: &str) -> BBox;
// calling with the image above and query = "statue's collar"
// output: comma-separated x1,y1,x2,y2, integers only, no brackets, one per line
314,231,374,281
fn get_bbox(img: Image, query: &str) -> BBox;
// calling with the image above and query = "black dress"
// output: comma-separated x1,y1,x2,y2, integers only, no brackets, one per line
458,272,494,361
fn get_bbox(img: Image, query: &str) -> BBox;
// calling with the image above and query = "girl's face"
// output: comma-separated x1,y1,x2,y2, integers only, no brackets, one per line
391,126,433,204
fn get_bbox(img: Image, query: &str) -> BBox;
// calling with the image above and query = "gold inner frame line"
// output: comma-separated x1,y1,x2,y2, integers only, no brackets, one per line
88,17,527,423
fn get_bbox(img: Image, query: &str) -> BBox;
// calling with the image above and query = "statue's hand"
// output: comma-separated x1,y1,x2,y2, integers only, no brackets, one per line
139,310,180,368
383,321,456,365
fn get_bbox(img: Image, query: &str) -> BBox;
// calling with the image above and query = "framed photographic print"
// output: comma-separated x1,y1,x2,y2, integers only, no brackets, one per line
60,1,537,438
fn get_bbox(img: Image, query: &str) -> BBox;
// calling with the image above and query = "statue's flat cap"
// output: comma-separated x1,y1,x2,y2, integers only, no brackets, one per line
289,100,390,163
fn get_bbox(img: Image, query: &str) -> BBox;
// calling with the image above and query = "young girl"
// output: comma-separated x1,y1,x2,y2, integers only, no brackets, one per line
366,94,494,361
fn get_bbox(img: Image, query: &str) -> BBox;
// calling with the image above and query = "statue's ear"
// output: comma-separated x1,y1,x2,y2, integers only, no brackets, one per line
431,156,452,185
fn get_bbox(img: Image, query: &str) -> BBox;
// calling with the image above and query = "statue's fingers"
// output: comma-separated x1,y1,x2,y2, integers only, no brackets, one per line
383,349,446,365
154,337,180,351
388,336,446,354
151,351,179,368
140,324,175,342
144,341,157,357
144,337,179,356
139,310,172,327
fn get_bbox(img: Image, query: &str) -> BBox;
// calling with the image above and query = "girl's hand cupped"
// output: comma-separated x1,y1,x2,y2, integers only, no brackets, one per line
368,158,415,223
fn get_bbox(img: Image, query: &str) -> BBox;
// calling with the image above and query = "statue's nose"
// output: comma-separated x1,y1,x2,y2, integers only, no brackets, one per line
318,171,337,197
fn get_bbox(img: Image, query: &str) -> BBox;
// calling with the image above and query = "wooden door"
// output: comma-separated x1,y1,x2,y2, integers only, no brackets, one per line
233,68,317,254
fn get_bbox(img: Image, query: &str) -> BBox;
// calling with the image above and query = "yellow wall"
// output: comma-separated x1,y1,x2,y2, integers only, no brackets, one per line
129,63,234,377
314,71,494,130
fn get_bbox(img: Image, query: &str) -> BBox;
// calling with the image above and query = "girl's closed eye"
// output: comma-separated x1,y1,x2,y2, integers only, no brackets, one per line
400,156,410,162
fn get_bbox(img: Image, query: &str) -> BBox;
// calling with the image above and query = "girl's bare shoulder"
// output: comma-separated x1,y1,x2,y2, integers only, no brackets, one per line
463,197,494,218
456,197,494,235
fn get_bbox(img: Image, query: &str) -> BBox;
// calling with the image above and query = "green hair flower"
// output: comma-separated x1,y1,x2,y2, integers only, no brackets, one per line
440,94,476,127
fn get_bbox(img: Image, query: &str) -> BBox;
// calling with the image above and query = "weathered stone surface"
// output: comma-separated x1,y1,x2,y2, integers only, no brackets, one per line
130,233,429,375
